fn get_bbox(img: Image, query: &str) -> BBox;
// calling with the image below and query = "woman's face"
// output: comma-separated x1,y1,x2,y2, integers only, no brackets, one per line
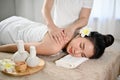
66,36,94,58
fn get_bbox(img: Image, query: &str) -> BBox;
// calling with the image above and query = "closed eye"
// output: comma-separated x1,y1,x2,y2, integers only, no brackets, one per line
80,43,82,49
80,43,86,57
80,42,84,50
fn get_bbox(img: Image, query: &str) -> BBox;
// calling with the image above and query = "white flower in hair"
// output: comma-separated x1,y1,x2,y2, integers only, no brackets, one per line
79,27,91,37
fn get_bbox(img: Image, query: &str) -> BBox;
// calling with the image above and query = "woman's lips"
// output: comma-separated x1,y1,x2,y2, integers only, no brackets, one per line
69,47,72,54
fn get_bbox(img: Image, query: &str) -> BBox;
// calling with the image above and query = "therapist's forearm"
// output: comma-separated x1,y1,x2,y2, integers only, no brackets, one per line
42,0,56,29
70,8,92,30
69,17,88,31
42,8,55,28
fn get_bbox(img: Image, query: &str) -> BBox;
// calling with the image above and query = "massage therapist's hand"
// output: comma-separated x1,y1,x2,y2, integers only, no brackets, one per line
64,26,76,43
48,26,66,45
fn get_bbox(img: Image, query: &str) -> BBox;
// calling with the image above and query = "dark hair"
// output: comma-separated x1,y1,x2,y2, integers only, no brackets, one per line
86,31,114,59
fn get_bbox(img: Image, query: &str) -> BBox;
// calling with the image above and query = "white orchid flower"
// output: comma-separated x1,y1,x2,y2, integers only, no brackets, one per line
0,59,15,73
79,27,91,37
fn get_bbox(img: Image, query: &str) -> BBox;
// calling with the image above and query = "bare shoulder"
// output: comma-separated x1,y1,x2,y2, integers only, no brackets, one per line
42,32,65,50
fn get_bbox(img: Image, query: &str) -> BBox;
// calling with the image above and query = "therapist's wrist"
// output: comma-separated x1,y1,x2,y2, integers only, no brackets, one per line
47,23,56,29
69,24,79,32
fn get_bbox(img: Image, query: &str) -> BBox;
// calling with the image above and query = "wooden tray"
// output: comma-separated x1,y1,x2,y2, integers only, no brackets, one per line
2,59,45,76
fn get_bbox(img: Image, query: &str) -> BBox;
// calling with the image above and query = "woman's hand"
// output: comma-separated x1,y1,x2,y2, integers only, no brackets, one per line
48,26,66,45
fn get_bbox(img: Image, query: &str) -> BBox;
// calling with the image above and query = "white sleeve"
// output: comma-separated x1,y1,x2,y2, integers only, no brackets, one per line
82,0,94,8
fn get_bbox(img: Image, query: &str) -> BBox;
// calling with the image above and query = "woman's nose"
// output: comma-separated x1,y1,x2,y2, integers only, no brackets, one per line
75,49,82,54
73,50,82,57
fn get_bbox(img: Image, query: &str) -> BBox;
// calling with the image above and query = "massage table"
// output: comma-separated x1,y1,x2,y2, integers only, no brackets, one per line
0,40,120,80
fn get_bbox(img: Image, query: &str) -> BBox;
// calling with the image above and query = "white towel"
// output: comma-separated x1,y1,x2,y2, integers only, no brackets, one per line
55,55,89,69
0,16,48,44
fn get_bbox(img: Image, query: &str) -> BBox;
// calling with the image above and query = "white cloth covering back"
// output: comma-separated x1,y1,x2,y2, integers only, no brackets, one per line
54,0,94,28
0,16,48,44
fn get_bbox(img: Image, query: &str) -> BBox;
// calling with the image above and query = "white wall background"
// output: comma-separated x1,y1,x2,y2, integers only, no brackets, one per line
15,0,44,23
0,0,44,23
0,0,15,21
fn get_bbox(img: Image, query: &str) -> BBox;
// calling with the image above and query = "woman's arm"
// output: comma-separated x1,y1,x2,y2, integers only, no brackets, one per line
0,44,17,53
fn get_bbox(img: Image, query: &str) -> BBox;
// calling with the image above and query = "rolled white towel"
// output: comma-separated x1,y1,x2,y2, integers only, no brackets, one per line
55,55,89,69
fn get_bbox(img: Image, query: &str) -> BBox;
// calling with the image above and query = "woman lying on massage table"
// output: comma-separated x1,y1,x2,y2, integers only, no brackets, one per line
0,16,114,59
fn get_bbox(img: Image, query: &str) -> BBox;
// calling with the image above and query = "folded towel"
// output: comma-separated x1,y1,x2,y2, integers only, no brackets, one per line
55,55,89,69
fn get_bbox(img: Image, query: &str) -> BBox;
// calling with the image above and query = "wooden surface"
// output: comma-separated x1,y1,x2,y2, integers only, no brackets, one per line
2,59,45,76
